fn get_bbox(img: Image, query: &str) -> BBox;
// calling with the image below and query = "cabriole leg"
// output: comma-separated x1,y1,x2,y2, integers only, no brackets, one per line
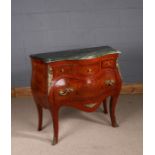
103,98,108,114
109,95,119,127
36,104,43,131
50,106,59,145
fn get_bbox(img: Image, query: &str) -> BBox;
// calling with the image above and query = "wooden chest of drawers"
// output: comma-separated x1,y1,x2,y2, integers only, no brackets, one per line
30,46,122,145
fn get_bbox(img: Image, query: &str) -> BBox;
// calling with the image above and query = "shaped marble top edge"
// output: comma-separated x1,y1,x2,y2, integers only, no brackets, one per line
30,46,121,63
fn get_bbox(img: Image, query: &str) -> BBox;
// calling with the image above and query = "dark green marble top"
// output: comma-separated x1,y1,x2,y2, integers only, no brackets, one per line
30,46,121,63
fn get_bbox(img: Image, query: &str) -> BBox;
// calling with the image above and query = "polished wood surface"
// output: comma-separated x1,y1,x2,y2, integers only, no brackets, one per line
31,53,122,145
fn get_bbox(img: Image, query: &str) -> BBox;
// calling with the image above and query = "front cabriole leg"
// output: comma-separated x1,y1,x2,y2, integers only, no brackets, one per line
109,94,119,127
50,105,59,145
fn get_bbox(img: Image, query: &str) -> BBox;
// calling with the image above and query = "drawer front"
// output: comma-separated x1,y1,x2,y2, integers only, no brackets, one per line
101,59,116,68
53,70,117,103
53,64,73,77
53,62,101,77
54,78,102,102
75,62,100,76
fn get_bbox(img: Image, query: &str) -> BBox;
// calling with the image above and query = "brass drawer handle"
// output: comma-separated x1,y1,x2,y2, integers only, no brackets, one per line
59,88,74,96
105,79,115,86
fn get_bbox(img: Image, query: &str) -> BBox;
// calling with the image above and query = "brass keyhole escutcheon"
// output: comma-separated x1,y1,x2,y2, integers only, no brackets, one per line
61,68,64,72
106,61,111,66
88,68,92,73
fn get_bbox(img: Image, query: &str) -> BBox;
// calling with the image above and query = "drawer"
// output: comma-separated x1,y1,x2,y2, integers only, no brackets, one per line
53,62,101,77
53,64,73,77
53,77,103,103
53,69,117,103
75,63,100,76
101,59,116,68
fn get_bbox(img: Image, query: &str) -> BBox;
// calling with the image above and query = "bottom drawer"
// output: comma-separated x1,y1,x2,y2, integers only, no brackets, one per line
53,70,117,103
53,78,102,102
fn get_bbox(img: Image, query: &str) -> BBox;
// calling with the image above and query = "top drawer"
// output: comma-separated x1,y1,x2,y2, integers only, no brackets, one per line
53,64,73,77
75,62,100,76
101,59,116,68
53,62,101,77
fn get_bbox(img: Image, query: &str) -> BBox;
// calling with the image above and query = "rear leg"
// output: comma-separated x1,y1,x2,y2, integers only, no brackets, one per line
36,104,43,131
103,98,108,114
